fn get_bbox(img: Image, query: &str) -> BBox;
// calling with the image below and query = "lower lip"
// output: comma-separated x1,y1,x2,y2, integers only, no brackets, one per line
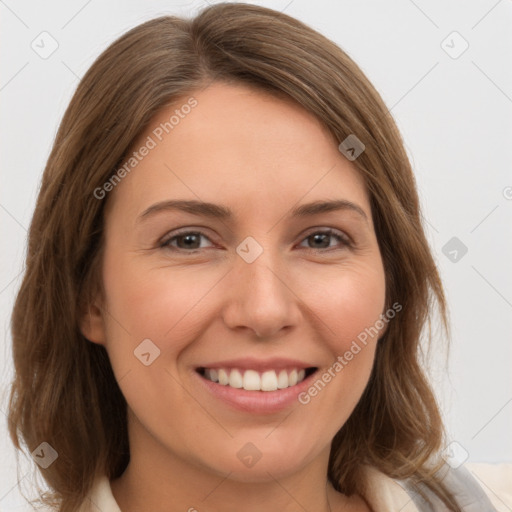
193,369,318,414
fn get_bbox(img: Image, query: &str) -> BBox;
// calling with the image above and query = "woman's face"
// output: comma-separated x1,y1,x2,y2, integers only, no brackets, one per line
83,81,386,482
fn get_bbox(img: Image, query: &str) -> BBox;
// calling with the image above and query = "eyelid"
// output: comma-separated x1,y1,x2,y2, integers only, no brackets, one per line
300,226,353,246
159,227,217,249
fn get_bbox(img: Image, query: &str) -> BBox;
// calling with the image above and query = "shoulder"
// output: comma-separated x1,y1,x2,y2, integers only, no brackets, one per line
463,461,512,511
359,464,421,511
360,461,512,512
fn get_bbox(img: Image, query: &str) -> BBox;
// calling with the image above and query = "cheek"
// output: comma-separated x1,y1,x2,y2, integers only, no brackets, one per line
296,262,386,423
99,253,208,423
101,248,219,359
306,258,387,349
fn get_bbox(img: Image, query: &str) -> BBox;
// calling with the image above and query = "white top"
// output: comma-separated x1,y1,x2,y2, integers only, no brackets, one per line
74,462,512,511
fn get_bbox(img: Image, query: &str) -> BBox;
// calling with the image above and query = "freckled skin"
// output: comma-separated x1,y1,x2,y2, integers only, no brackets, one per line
81,82,383,512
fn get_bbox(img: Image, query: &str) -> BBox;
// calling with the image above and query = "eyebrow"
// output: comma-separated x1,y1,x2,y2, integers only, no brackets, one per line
137,199,368,223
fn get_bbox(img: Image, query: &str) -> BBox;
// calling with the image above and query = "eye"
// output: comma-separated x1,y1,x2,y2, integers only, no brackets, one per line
297,228,351,251
160,230,214,251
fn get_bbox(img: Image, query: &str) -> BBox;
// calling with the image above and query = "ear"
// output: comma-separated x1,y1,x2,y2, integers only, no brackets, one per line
79,296,107,346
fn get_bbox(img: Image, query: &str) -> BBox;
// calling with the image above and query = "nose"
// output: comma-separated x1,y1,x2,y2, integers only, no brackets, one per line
221,246,302,339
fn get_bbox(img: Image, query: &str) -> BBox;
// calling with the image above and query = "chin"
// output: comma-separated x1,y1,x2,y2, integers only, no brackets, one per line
194,439,317,483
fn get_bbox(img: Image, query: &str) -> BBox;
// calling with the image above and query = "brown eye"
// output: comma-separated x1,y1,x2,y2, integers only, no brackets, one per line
299,229,350,251
160,231,213,251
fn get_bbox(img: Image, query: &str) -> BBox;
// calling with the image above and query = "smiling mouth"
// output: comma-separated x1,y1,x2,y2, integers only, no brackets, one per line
196,367,318,392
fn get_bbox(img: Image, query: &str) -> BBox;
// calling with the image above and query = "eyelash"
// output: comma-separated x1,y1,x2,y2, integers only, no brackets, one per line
159,228,352,254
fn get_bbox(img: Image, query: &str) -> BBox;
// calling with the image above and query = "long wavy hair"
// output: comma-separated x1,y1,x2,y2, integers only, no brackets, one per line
7,2,458,510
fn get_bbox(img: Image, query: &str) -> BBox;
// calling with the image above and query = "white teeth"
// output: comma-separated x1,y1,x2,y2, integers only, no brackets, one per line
243,370,261,390
202,367,310,391
277,369,288,389
218,368,229,385
261,370,278,391
229,369,243,388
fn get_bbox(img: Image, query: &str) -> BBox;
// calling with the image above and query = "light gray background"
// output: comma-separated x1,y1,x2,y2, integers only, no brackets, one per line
1,0,511,509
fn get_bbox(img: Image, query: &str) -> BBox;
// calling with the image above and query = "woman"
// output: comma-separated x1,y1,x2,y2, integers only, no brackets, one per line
7,3,510,511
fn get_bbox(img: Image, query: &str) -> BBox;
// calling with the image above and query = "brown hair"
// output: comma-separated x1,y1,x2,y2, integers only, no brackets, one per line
7,2,458,510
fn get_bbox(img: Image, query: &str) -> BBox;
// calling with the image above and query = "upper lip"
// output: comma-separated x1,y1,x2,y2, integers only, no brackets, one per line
196,357,318,372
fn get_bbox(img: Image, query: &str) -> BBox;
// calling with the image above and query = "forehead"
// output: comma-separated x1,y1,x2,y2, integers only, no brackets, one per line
106,81,371,224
